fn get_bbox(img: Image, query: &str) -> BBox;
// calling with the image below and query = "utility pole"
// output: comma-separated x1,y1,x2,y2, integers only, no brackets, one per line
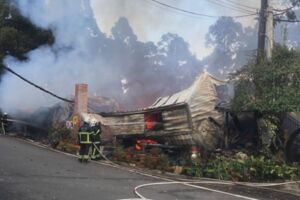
257,0,273,62
266,6,273,61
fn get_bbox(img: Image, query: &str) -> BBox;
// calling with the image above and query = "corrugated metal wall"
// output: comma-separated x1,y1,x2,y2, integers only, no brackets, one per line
187,74,224,150
105,114,144,135
101,73,226,150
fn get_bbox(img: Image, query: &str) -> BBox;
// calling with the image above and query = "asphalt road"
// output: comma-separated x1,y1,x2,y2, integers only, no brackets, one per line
0,135,299,200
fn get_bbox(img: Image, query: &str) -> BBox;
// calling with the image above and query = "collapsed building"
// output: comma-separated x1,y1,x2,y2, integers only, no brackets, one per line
78,72,229,151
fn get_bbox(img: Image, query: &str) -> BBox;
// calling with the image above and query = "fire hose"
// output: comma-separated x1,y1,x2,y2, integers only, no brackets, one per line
6,118,47,130
92,142,116,165
10,133,299,200
90,143,300,200
7,115,293,199
134,181,257,200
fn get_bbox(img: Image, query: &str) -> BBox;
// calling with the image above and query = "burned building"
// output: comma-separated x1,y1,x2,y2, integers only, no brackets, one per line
89,72,228,150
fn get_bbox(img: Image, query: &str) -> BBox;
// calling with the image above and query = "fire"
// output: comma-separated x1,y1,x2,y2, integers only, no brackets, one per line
135,139,157,151
144,112,163,130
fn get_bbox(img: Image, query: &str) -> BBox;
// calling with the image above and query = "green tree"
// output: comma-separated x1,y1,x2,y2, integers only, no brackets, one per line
233,46,300,155
0,0,53,79
233,47,300,113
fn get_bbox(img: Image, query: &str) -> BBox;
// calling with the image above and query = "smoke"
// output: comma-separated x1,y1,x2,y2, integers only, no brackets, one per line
0,0,200,113
2,0,295,114
274,9,300,50
0,0,118,113
91,0,260,58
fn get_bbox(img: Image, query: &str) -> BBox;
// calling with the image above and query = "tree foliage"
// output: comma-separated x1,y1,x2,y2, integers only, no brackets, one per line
102,17,201,109
202,17,257,79
0,0,53,78
233,46,300,113
233,46,300,157
274,0,300,23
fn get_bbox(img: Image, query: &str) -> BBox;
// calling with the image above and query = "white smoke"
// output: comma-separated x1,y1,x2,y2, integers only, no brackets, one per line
0,0,118,113
1,0,290,113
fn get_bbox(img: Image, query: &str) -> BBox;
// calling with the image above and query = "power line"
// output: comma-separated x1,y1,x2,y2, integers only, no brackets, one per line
207,0,257,14
224,0,259,10
275,19,300,22
274,6,295,12
3,65,74,103
208,0,255,14
147,0,258,19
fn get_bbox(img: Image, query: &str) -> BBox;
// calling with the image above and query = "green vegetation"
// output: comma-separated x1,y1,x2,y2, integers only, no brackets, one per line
112,145,126,162
233,46,300,113
232,46,300,155
144,154,170,171
186,154,299,181
0,0,53,78
48,121,72,148
111,145,299,181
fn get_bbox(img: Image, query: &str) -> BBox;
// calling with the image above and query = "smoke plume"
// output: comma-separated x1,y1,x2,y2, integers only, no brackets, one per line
0,0,200,113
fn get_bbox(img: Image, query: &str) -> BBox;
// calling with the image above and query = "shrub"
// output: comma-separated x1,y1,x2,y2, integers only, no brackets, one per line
112,145,126,161
156,154,170,171
48,121,72,148
200,155,299,181
186,159,203,177
144,154,170,171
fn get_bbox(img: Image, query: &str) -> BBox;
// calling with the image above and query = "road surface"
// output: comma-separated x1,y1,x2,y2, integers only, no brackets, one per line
0,135,299,200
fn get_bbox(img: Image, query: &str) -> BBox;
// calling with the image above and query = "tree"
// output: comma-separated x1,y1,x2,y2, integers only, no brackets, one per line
104,17,201,109
202,17,257,79
232,46,300,155
155,33,201,91
233,46,300,113
274,0,300,23
0,0,53,79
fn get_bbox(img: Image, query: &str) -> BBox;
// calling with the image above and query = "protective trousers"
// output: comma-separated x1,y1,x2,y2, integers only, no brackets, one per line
78,131,92,162
0,122,5,135
79,144,91,162
91,142,101,160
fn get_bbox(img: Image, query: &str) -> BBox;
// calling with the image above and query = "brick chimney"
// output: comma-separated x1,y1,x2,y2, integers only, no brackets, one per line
74,83,88,114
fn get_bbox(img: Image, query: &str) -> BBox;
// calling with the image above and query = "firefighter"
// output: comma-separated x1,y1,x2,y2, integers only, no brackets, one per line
0,112,8,135
78,121,92,163
91,121,102,160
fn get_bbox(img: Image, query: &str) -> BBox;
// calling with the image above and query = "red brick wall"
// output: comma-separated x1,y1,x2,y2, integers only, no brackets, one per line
74,83,88,114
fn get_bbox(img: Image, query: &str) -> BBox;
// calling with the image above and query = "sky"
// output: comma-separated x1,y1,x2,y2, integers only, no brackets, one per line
90,0,262,59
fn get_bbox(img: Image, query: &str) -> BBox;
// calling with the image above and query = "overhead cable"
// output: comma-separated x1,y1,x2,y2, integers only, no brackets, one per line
207,0,257,14
147,0,258,19
3,65,74,103
224,0,259,10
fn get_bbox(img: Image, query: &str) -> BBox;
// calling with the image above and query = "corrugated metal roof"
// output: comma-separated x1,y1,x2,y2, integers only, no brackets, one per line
148,72,226,109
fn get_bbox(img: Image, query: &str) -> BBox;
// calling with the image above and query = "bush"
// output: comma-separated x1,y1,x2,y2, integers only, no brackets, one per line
112,145,126,161
144,154,170,171
186,160,203,177
200,155,299,181
48,121,72,148
156,154,170,171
